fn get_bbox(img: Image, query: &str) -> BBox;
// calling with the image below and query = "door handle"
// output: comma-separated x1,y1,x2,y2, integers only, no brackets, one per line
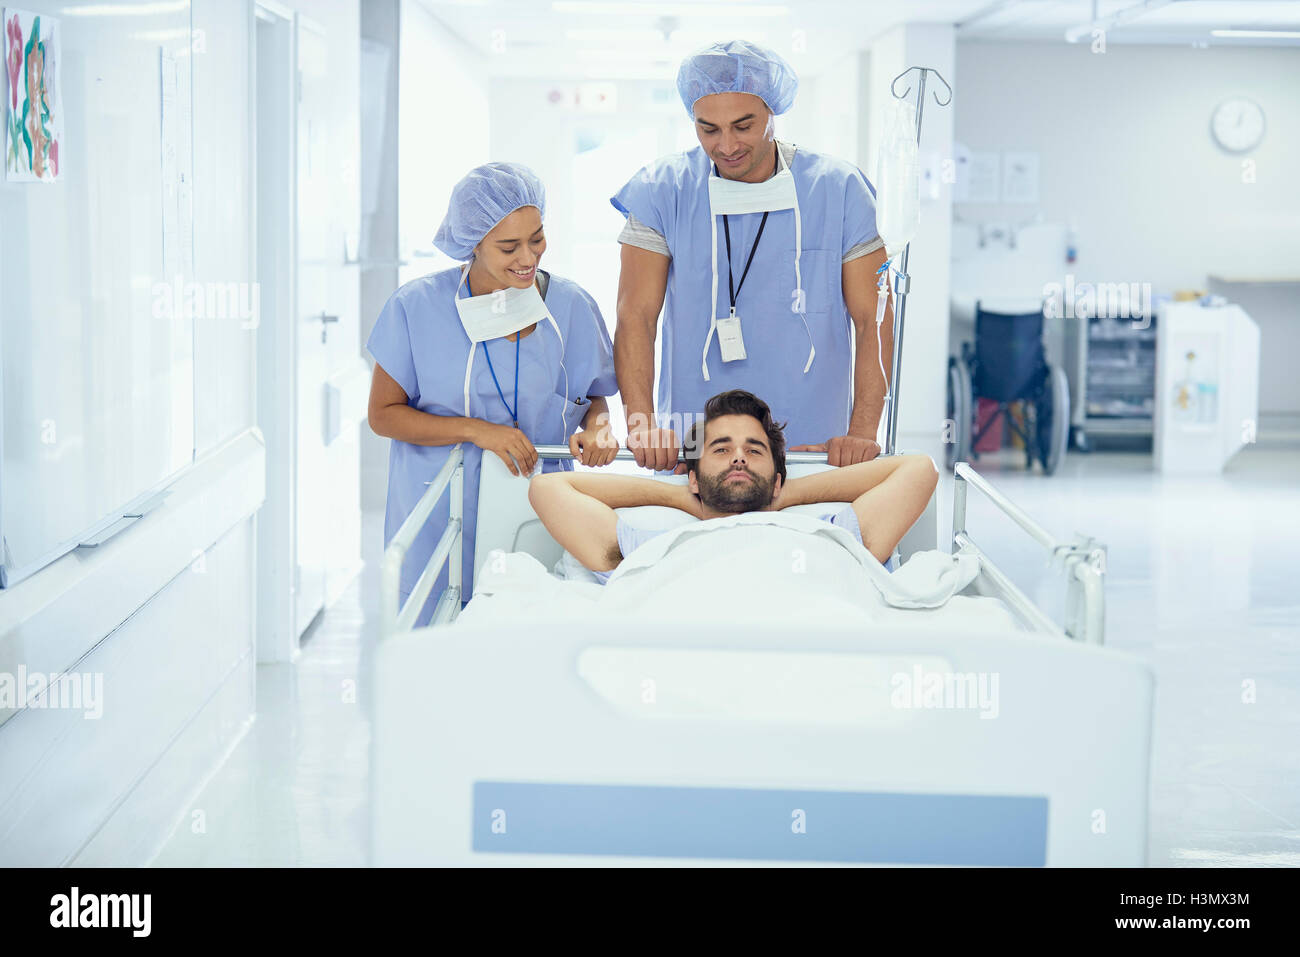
316,311,339,344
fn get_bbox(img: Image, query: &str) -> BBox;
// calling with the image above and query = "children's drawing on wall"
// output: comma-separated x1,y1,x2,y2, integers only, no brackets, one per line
4,8,62,182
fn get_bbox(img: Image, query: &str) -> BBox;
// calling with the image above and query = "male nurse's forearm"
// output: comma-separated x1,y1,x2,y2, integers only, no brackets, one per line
614,243,670,430
614,321,657,428
849,316,890,439
843,251,894,440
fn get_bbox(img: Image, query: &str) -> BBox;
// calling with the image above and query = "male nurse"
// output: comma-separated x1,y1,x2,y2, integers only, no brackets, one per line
611,39,893,471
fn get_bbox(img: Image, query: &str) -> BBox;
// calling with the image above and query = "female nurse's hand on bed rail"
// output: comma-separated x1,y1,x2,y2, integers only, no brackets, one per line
569,422,620,468
470,421,538,476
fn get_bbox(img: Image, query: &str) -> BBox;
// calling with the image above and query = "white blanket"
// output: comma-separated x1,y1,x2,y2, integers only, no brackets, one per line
458,512,1026,633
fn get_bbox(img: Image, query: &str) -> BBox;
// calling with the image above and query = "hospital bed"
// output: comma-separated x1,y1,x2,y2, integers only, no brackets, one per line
371,447,1153,866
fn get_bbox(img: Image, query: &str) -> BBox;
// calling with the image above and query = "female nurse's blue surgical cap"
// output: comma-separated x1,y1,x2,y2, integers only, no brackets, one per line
676,39,799,119
433,162,547,261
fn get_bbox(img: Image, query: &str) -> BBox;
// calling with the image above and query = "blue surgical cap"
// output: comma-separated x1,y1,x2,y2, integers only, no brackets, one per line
433,162,547,261
676,40,799,119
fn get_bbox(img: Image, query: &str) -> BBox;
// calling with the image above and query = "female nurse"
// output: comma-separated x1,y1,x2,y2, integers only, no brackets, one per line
367,162,619,624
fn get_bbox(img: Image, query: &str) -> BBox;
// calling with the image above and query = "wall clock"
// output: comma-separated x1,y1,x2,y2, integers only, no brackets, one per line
1211,98,1265,153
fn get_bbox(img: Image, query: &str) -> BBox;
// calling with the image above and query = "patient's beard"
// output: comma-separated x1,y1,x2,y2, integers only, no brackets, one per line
696,466,776,514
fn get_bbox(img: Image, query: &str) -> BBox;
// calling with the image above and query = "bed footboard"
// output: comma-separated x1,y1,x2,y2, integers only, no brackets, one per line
371,623,1153,866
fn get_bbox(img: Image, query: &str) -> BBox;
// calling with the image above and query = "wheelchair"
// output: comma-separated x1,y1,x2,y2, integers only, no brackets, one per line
946,302,1070,475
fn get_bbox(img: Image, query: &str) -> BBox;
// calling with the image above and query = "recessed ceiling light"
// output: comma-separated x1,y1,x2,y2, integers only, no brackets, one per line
553,2,788,16
1210,29,1300,39
61,1,187,14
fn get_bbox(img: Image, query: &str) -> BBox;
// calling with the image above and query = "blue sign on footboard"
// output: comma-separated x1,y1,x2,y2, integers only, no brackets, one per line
472,782,1048,865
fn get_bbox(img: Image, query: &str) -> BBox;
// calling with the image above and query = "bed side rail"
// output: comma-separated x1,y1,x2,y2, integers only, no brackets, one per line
952,462,1106,644
380,444,465,634
528,447,839,465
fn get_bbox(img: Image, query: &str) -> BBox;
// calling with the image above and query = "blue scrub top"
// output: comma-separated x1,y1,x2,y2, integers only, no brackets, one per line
611,144,880,446
366,266,616,624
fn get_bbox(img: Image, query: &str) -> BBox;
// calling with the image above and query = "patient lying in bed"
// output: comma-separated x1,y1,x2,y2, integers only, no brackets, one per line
458,390,1016,628
528,390,938,583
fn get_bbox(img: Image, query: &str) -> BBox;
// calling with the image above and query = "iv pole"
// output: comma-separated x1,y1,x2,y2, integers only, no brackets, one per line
881,66,952,456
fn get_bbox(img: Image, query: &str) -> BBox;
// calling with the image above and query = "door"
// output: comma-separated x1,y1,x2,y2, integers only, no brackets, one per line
294,15,362,638
255,4,295,661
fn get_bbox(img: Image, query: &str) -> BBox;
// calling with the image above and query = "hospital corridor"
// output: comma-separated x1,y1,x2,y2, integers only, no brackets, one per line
1,0,1298,913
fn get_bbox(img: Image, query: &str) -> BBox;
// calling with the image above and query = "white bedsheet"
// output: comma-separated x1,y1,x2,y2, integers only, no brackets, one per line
458,512,1026,633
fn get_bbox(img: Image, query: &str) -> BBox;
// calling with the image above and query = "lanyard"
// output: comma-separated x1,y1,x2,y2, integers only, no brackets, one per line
716,148,778,314
482,333,520,427
722,211,769,314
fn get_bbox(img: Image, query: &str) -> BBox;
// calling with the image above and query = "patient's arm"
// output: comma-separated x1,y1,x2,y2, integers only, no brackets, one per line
528,472,702,572
777,454,938,564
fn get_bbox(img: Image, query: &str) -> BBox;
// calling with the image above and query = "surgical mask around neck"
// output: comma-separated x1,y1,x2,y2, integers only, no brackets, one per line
707,163,797,215
453,264,549,344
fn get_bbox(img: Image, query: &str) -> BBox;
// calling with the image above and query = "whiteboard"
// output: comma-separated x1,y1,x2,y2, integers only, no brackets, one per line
0,0,195,587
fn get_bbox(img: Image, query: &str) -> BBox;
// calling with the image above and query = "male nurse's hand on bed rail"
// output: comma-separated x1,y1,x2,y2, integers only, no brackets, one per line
626,421,685,473
470,421,538,477
790,435,881,467
569,422,620,467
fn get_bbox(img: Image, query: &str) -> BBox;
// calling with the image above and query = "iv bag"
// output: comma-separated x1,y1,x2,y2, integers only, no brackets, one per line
876,98,920,259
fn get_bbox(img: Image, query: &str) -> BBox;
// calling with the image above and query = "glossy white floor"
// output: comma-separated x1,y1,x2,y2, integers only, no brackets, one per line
152,438,1300,867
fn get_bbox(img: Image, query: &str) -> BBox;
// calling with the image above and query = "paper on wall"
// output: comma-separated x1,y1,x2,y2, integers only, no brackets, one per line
1002,151,1040,204
962,150,1001,204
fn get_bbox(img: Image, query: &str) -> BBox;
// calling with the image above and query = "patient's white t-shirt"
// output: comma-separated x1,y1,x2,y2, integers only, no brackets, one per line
591,505,878,585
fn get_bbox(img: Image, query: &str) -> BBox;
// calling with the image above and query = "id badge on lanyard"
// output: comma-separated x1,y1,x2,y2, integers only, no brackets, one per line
717,308,747,362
